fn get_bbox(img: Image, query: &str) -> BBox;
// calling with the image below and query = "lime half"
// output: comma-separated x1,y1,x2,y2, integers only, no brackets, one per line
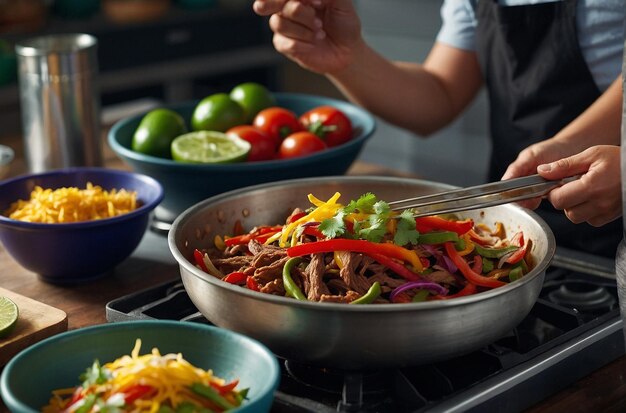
0,296,18,338
171,131,251,164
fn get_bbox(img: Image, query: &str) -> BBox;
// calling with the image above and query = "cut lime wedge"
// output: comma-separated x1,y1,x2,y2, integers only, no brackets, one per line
0,296,18,338
171,131,251,164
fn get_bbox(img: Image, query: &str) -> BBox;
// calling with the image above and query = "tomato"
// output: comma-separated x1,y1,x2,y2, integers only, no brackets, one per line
278,131,327,159
253,107,302,148
230,82,276,123
227,125,276,162
191,93,246,132
299,105,353,147
132,108,188,158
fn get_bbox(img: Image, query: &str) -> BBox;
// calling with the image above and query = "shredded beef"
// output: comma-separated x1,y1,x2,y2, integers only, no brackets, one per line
212,255,254,274
319,290,361,303
421,270,457,286
260,279,285,296
336,251,371,294
303,253,330,301
253,256,290,284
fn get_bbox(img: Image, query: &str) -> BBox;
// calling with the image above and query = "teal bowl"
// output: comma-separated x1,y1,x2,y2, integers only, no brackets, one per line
108,93,376,223
0,320,280,412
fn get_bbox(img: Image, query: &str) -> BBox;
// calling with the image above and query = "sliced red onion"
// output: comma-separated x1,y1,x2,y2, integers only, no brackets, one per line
390,281,448,301
497,250,516,268
440,255,458,274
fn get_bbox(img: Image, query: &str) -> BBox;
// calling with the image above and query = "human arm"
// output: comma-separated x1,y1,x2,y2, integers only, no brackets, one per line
253,0,483,136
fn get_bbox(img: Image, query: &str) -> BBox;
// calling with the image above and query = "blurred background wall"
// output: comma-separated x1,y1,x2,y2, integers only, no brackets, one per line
0,0,490,186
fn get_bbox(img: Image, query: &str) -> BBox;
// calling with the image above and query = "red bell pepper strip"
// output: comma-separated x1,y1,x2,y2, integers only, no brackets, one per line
223,272,247,284
472,255,483,273
415,216,474,235
287,211,307,224
124,384,155,404
246,276,260,291
225,226,282,246
505,231,528,264
194,249,209,272
287,238,423,271
444,242,506,288
433,282,478,300
368,253,423,282
211,379,239,395
467,229,493,246
302,225,326,239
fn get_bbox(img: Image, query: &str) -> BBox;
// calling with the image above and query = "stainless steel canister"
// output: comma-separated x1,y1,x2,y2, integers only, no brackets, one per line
16,33,102,172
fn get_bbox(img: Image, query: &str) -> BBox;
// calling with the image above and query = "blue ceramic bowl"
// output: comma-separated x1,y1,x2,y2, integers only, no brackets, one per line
0,320,280,413
108,93,376,223
0,167,163,283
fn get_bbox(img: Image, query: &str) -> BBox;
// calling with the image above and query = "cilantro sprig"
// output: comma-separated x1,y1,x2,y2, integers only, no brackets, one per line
318,193,419,245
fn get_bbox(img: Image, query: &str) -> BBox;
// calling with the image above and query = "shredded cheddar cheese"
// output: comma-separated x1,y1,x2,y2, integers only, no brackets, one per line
43,339,244,413
5,182,138,223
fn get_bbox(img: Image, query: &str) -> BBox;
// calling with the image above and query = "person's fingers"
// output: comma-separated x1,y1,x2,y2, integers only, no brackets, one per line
269,1,323,41
536,152,592,181
515,198,543,210
272,31,316,57
253,0,288,16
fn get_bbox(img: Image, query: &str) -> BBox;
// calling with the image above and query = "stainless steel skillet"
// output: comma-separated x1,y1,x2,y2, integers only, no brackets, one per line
168,176,555,369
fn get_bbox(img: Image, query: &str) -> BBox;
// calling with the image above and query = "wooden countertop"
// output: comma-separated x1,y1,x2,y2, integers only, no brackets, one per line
1,132,625,412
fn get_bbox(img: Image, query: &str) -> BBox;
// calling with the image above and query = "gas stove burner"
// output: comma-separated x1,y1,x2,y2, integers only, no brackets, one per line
547,281,616,313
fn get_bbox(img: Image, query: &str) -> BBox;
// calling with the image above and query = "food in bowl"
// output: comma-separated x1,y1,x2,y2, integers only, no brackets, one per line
4,182,138,223
192,192,532,304
42,338,248,413
128,82,355,162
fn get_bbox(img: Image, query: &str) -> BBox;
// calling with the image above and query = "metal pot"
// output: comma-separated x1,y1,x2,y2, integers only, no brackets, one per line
168,176,555,369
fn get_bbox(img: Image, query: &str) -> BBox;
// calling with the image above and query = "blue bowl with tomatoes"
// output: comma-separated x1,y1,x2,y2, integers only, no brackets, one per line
108,93,376,223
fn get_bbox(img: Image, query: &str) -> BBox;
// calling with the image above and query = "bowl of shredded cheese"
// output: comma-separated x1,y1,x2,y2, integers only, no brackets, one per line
0,167,163,283
0,320,280,413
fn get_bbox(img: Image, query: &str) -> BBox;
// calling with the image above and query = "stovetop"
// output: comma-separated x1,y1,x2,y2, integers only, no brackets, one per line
106,248,625,413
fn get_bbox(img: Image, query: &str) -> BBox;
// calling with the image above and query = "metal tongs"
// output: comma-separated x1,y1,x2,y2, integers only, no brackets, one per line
388,174,578,217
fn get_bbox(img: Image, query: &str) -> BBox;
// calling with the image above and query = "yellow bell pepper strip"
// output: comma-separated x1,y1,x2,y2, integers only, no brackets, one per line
505,231,528,264
414,216,474,235
350,282,382,304
279,192,343,247
444,242,506,288
287,239,423,272
282,257,307,300
417,231,459,244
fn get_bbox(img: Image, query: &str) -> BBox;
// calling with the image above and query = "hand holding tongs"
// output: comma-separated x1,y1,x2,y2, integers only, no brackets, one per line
388,174,578,217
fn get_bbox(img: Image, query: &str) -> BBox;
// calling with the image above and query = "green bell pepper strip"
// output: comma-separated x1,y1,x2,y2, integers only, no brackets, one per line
444,242,506,288
350,282,381,304
282,257,307,300
287,238,423,271
474,244,519,259
190,382,236,411
417,231,459,244
508,266,524,282
412,289,431,302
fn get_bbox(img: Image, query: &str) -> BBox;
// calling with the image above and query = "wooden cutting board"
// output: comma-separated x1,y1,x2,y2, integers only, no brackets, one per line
0,287,68,367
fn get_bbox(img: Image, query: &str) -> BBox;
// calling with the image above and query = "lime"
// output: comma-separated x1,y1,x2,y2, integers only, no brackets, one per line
0,296,18,338
132,108,188,158
171,131,251,164
230,82,276,123
191,93,246,132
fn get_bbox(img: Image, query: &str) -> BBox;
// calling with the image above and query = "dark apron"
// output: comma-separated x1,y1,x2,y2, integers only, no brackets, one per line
475,0,622,258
